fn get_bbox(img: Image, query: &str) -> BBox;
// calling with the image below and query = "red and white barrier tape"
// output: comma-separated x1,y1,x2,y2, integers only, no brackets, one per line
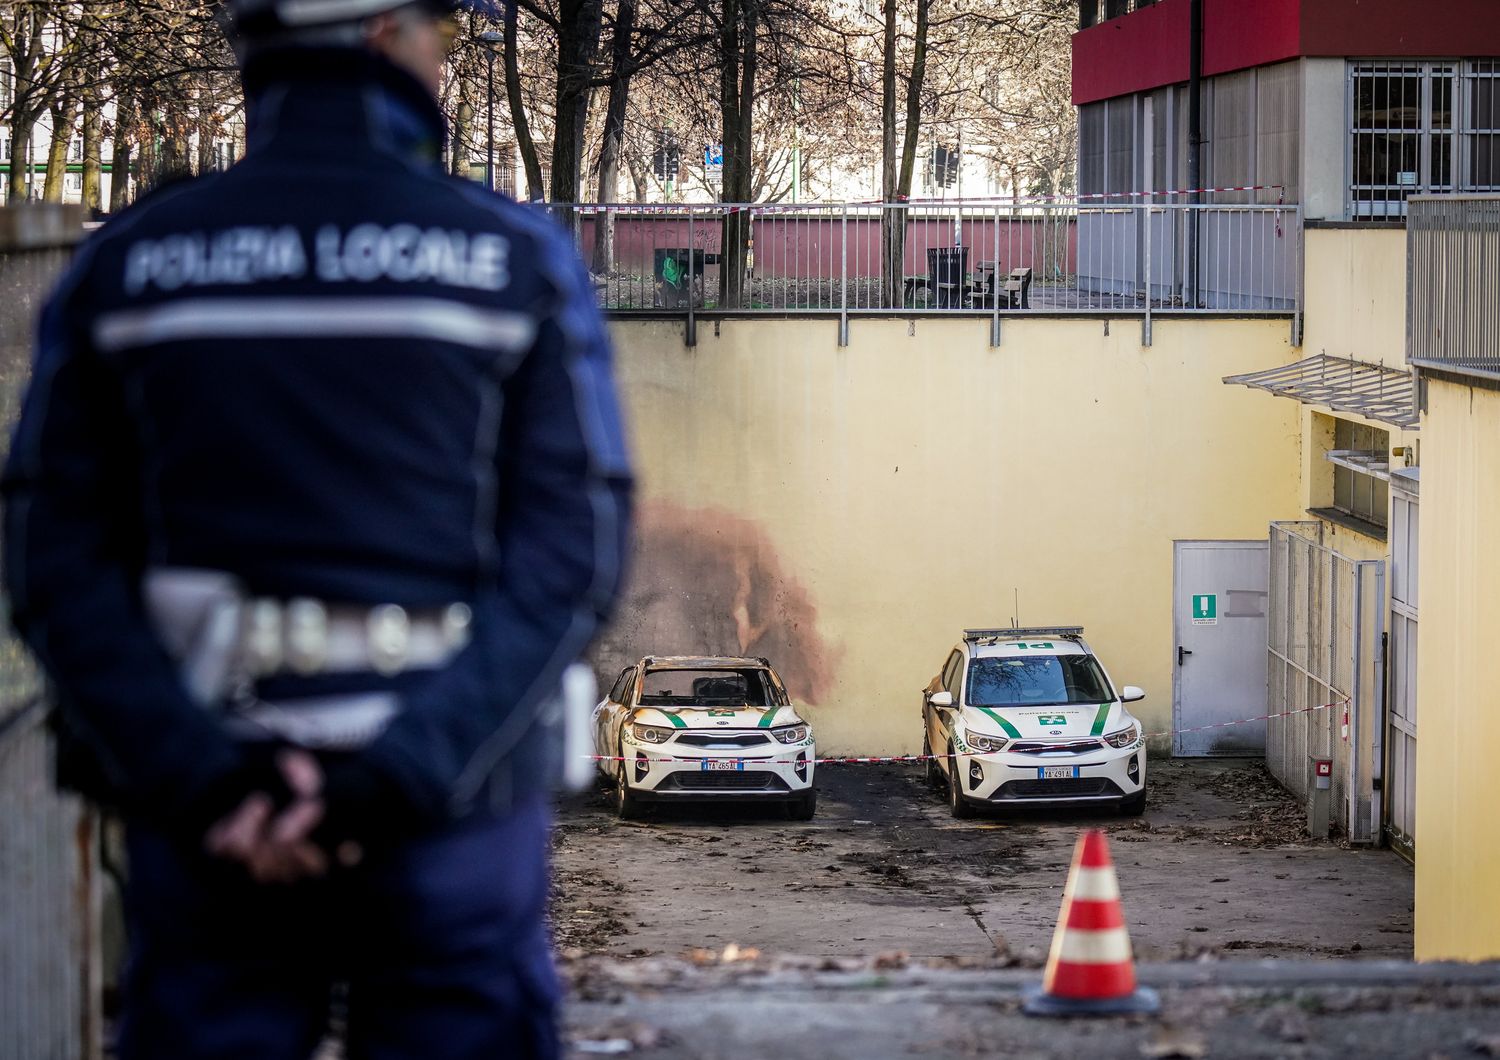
582,697,1346,767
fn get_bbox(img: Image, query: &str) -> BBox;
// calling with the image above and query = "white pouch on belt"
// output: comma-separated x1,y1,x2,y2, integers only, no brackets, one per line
141,567,247,707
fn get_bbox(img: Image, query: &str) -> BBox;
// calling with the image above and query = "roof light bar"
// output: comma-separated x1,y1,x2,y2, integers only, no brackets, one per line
963,626,1084,641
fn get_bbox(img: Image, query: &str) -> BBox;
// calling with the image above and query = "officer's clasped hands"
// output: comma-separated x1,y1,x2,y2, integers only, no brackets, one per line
204,748,338,883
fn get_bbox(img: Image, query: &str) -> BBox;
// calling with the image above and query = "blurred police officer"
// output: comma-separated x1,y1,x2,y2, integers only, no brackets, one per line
2,1,632,1056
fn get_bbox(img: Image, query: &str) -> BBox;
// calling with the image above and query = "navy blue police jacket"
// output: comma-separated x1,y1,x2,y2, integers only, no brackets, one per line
1,47,633,831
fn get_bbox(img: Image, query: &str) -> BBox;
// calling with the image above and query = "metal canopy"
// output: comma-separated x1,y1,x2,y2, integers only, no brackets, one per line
1223,354,1418,430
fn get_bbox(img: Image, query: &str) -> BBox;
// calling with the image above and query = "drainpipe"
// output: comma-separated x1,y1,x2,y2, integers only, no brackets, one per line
1186,0,1202,306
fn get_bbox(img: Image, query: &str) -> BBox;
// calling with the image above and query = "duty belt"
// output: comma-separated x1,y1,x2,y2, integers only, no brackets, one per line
143,567,472,749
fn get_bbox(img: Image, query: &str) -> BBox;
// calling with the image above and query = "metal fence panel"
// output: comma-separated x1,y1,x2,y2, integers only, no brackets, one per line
0,205,102,1060
1407,195,1500,377
1265,521,1384,844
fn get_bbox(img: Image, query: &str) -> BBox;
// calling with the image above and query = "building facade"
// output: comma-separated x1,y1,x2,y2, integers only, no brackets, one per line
1073,0,1500,220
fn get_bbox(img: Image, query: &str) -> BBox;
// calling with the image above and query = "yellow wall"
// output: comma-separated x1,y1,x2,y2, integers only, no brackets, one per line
1414,377,1500,961
1291,226,1414,560
600,316,1304,755
1301,226,1406,365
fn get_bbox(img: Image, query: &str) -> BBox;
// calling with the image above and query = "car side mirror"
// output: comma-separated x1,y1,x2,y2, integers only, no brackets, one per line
1121,686,1146,703
929,691,954,708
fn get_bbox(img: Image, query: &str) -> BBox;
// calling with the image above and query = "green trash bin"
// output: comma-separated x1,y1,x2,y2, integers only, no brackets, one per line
653,248,720,308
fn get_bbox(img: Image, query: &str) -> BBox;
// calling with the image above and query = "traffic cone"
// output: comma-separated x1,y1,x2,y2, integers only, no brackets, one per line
1023,829,1160,1016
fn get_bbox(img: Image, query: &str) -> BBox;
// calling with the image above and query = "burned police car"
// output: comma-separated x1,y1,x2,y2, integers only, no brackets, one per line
593,656,817,819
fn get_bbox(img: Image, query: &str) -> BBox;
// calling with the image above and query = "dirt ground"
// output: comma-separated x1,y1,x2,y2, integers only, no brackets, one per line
550,757,1413,968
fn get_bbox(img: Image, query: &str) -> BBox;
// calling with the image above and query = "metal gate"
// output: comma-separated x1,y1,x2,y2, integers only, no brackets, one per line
1386,474,1419,858
1266,522,1387,844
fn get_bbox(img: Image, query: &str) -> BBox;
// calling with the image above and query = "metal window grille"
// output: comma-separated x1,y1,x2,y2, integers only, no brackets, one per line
1348,60,1500,219
1329,419,1390,528
0,60,12,110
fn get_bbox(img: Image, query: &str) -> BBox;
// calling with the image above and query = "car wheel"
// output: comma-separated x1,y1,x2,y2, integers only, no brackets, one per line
785,788,817,821
947,743,974,820
923,734,943,789
614,756,642,820
1119,788,1147,816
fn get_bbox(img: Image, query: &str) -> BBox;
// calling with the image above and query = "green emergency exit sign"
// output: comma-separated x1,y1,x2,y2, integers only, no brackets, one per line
1191,594,1217,625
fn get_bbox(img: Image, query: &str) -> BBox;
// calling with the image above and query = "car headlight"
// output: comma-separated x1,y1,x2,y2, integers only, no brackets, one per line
773,724,810,744
631,723,674,744
964,731,1009,754
1103,723,1139,749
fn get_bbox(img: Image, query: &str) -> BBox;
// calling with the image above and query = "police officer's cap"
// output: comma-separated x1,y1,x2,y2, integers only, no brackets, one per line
230,0,498,34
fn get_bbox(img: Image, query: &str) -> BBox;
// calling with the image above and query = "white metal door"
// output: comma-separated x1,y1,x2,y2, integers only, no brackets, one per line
1387,479,1418,857
1173,541,1270,756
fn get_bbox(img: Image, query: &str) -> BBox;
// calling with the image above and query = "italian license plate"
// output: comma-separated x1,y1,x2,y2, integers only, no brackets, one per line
702,760,745,771
1039,765,1080,780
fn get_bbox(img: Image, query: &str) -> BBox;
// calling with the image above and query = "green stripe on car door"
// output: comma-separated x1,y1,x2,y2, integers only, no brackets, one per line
1090,703,1111,736
977,707,1022,739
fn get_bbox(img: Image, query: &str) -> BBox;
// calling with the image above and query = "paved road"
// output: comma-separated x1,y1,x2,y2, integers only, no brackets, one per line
562,958,1500,1059
551,758,1413,965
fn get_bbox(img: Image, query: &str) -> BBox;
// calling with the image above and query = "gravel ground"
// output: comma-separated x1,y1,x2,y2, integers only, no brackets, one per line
551,757,1412,967
551,757,1438,1057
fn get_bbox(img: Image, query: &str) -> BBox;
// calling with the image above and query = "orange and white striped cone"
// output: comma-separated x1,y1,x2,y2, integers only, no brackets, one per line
1023,829,1160,1016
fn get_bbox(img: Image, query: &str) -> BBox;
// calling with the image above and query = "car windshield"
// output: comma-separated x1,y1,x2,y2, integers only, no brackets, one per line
638,669,772,707
966,655,1114,707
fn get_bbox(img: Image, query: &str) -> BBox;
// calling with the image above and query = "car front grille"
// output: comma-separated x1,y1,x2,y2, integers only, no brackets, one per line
993,778,1121,799
657,771,790,792
1008,739,1105,755
672,732,772,748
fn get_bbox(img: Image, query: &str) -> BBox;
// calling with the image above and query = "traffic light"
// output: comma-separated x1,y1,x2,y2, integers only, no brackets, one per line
653,131,680,182
932,144,960,188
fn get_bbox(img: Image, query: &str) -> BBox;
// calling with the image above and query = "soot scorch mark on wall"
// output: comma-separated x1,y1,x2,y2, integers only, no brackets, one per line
592,500,837,705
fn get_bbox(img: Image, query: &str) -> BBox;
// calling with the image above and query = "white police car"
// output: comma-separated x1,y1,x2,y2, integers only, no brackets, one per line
594,656,817,820
921,627,1147,817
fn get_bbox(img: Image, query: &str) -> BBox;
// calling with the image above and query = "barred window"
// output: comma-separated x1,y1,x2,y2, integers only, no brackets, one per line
1465,61,1500,190
1350,60,1499,219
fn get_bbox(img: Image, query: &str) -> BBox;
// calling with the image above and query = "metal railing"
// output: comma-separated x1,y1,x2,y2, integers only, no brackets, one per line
573,200,1302,341
1407,195,1500,379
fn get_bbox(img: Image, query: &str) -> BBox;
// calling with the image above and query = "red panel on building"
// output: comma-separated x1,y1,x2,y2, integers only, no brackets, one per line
1203,0,1300,77
1072,0,1189,105
1300,0,1500,57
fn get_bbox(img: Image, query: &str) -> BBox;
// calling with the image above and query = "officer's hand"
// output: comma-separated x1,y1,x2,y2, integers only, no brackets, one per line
204,750,330,883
